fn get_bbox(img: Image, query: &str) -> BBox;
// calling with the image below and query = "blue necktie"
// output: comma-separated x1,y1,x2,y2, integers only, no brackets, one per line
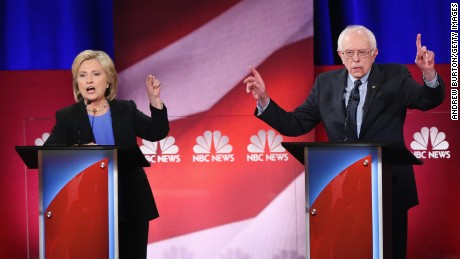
345,79,362,141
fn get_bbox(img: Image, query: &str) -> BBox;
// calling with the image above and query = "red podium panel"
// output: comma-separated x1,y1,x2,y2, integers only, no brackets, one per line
44,158,109,258
310,155,373,258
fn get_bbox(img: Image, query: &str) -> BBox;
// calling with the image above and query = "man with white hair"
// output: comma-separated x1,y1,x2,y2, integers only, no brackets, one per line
244,25,445,258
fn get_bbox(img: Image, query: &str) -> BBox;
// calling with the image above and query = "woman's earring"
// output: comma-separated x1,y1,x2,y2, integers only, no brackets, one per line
105,84,110,97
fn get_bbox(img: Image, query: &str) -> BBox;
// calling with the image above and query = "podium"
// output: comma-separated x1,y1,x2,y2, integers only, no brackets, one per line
281,142,421,259
15,145,149,259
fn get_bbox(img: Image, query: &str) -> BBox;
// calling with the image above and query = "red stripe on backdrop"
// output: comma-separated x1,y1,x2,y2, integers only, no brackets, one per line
114,0,241,70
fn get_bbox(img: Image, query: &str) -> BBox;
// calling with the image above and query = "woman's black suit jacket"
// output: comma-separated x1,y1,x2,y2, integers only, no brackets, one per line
44,99,169,221
257,63,445,210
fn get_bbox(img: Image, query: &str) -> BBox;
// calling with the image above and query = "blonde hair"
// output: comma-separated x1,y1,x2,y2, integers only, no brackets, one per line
71,50,118,102
337,25,377,51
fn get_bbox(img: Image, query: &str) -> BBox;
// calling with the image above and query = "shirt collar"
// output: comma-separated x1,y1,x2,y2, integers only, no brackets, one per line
348,69,371,85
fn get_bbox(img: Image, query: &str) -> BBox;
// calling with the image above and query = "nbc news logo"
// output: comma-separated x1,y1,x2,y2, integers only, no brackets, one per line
192,130,235,162
246,130,288,162
140,136,181,163
410,127,450,159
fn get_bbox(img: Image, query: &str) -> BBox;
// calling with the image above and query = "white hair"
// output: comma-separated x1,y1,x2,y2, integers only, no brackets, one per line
337,25,377,51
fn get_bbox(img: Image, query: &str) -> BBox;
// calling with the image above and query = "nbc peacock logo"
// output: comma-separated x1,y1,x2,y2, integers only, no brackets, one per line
140,136,181,163
410,127,450,159
34,133,50,146
246,130,288,162
192,130,234,162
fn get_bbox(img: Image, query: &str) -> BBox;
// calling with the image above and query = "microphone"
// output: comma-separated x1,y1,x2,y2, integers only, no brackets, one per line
344,108,349,142
90,108,96,129
77,130,81,146
85,99,96,135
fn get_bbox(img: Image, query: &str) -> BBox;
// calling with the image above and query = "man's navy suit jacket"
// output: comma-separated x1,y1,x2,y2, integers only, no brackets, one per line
257,63,445,209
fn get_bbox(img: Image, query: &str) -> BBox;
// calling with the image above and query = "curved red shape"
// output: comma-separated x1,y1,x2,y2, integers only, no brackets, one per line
45,158,109,259
310,155,373,258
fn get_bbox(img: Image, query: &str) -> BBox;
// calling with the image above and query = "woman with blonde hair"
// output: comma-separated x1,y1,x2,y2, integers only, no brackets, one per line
45,50,169,258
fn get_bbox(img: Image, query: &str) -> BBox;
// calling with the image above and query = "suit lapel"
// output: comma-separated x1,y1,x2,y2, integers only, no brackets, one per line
362,64,382,129
336,69,349,120
108,100,121,145
72,101,95,143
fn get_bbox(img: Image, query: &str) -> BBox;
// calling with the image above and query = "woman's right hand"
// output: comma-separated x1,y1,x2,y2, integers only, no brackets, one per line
146,75,163,109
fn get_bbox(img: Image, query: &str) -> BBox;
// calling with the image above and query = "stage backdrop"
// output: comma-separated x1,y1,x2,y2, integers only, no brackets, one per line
115,0,314,257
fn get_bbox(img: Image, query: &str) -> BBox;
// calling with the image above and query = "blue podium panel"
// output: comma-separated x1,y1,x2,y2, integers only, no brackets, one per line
306,146,382,259
39,149,118,259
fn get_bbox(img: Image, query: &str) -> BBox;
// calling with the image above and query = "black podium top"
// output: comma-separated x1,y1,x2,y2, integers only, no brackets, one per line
281,142,422,165
15,145,150,169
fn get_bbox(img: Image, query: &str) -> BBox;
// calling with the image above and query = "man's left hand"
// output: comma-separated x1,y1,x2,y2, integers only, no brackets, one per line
415,33,436,81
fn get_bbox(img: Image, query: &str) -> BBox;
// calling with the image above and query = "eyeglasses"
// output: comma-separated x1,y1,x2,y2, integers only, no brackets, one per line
341,49,374,58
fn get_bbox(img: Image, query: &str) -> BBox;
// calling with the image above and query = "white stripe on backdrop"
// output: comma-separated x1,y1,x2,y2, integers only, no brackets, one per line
118,0,313,118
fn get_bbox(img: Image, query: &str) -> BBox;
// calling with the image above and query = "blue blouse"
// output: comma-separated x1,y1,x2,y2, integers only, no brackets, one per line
88,109,115,145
